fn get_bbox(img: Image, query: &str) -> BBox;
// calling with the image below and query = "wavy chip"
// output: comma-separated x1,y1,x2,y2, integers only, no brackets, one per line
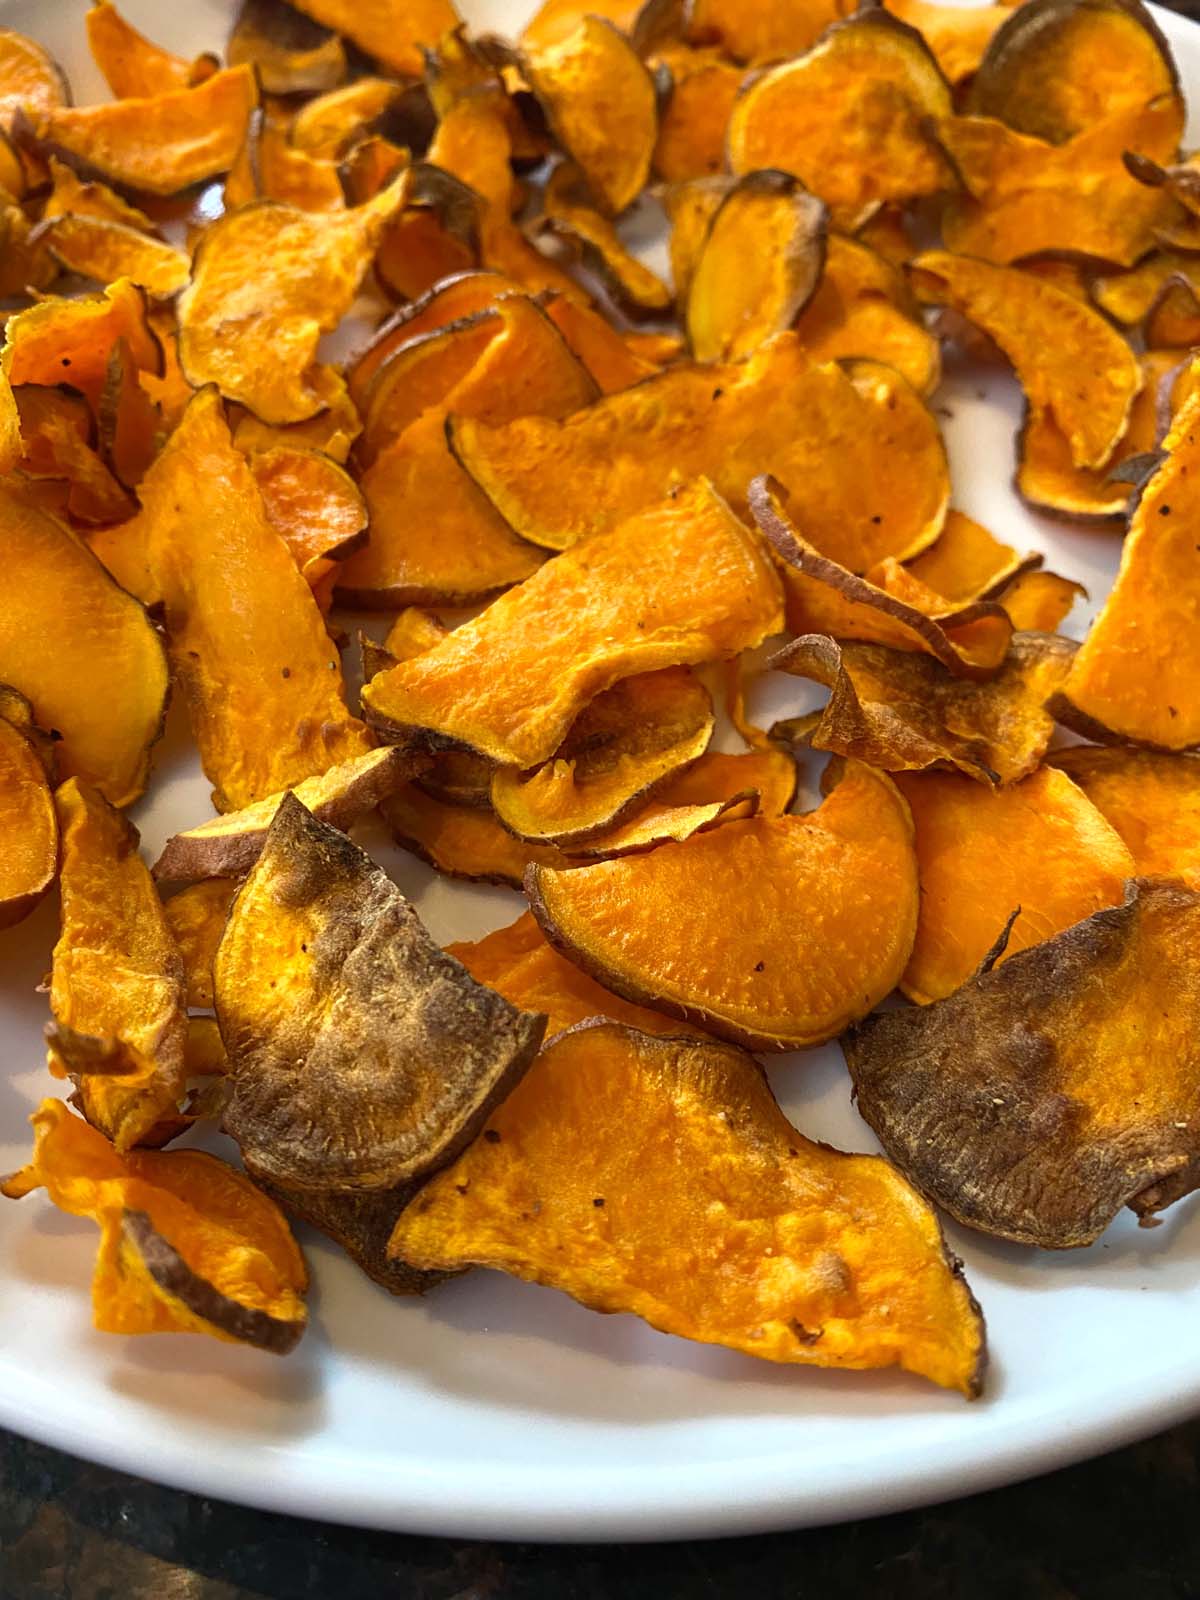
215,793,546,1193
1048,746,1200,888
540,291,658,392
845,879,1200,1248
34,213,190,297
651,47,744,183
884,0,1009,84
0,685,56,930
86,2,217,99
389,1020,985,1395
3,277,160,410
895,765,1134,1003
12,383,137,525
905,509,1040,601
224,108,346,213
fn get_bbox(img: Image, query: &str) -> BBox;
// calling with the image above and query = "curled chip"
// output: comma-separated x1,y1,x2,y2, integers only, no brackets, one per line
0,193,55,297
153,748,410,884
1052,387,1200,750
0,686,56,930
529,760,917,1051
911,251,1141,470
3,277,161,410
664,175,731,300
43,155,154,228
894,765,1134,1003
792,232,940,396
450,336,949,566
844,879,1200,1249
48,779,188,1152
685,170,827,362
231,386,360,462
215,793,546,1193
163,879,238,1009
86,2,217,98
751,477,1010,677
362,478,782,767
227,0,348,96
0,27,70,130
490,668,714,845
883,0,1009,85
339,295,596,608
540,291,658,392
936,98,1184,267
0,481,167,807
2,1099,307,1352
539,161,673,313
996,569,1085,632
32,214,190,297
225,109,347,213
727,8,953,228
289,78,401,159
684,0,842,62
137,387,371,812
965,0,1178,144
12,383,137,526
771,632,1076,786
178,181,406,425
373,163,482,304
246,445,367,595
28,65,256,195
1049,747,1200,888
651,47,744,184
284,0,460,77
905,508,1041,602
389,1021,985,1396
522,17,657,215
1092,253,1200,349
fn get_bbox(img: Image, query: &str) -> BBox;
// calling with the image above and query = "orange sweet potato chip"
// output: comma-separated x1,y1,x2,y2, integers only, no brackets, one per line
178,181,406,425
905,508,1041,601
912,250,1141,469
685,171,827,362
845,879,1200,1247
86,2,217,99
231,386,361,463
225,108,347,213
539,161,672,312
684,0,842,63
227,0,348,97
163,879,238,1009
539,291,657,392
47,778,188,1151
995,568,1085,632
1052,387,1200,750
288,77,402,159
1091,251,1200,346
373,166,483,304
247,445,367,593
1048,746,1200,888
2,1098,307,1351
390,1020,985,1395
137,387,372,811
3,277,161,410
663,174,731,301
285,0,461,77
0,481,167,807
33,214,191,297
884,0,1009,84
529,760,917,1050
894,764,1134,1002
451,338,949,565
363,479,781,766
0,28,70,131
0,685,57,930
357,311,503,469
771,632,1076,785
727,8,954,229
12,383,137,526
651,47,744,183
97,337,164,489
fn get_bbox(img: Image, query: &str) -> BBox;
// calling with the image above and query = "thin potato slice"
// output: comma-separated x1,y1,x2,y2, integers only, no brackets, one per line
529,760,917,1051
845,880,1200,1248
686,170,827,362
451,337,949,566
227,0,347,96
0,686,57,930
258,1178,446,1296
289,78,401,160
2,1099,307,1352
996,569,1085,632
772,632,1076,786
86,2,216,98
138,387,371,812
3,278,160,411
727,9,954,229
163,879,238,1010
491,669,714,845
522,17,657,215
48,779,188,1151
911,250,1140,470
905,508,1039,602
894,765,1134,1003
99,337,163,488
42,155,153,230
651,47,744,184
384,783,569,886
247,445,367,591
373,165,482,304
362,478,782,767
390,1021,985,1396
178,182,406,426
0,483,167,807
231,388,360,463
215,793,546,1193
1052,390,1200,750
284,0,462,78
153,748,411,884
1092,251,1200,341
1048,747,1200,888
34,214,190,297
540,292,657,392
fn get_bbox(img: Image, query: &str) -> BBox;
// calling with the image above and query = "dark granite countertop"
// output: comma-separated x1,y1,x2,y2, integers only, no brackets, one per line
2,1418,1198,1598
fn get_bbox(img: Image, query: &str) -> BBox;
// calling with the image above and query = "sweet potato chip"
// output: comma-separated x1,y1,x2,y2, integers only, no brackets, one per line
259,1177,446,1296
0,482,167,806
772,632,1076,786
685,171,827,362
845,879,1200,1248
894,765,1134,1002
3,1098,307,1351
451,337,949,565
651,47,743,183
285,0,461,78
363,479,781,766
684,0,842,63
339,134,411,206
288,78,401,159
34,214,191,297
529,760,916,1050
1048,747,1200,888
539,161,672,311
966,0,1177,144
215,793,545,1192
384,783,567,885
0,28,70,129
153,747,410,884
247,445,367,592
98,336,163,488
751,478,1010,677
1052,392,1200,750
389,1019,985,1395
663,174,731,300
138,387,371,810
231,387,360,463
12,382,138,526
936,97,1184,267
996,569,1085,631
357,311,502,470
727,8,954,229
540,292,657,392
912,250,1140,469
522,17,657,215
905,508,1039,601
373,165,482,303
47,779,188,1151
163,879,237,1010
0,685,57,929
225,109,346,213
3,278,160,411
490,668,713,845
1092,252,1200,346
86,2,217,99
521,0,646,50
883,0,1009,84
228,0,347,96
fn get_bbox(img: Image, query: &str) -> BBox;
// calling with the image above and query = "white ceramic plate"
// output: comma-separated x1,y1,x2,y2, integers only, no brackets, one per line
2,0,1199,1544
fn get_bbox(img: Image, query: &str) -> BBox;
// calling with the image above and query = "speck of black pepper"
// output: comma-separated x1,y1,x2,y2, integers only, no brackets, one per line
592,1197,605,1207
455,1183,469,1195
712,387,723,400
483,1129,501,1143
870,514,882,524
281,666,291,678
1160,504,1172,516
61,357,71,367
754,960,765,972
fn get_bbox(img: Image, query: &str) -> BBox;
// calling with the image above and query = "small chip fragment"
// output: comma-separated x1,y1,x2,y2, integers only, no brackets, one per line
163,879,238,1010
0,685,57,930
